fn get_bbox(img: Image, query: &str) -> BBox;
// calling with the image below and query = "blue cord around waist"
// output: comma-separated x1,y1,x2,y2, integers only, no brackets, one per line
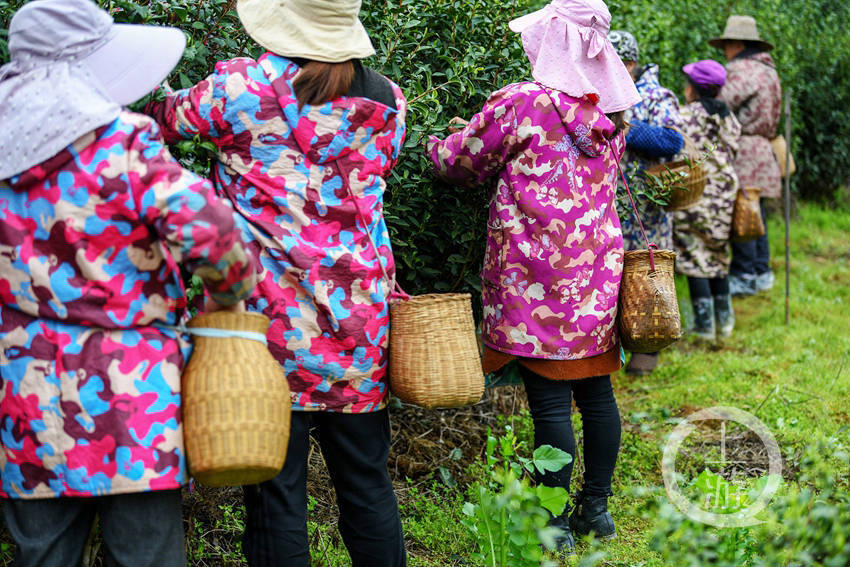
157,324,268,346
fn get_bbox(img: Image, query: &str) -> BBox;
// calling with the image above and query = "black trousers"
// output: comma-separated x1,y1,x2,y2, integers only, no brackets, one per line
2,490,185,567
242,409,406,567
731,201,771,276
520,368,621,499
688,276,730,299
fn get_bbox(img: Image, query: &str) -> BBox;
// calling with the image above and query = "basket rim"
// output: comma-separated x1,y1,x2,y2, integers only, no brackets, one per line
394,293,472,304
187,311,271,329
645,160,690,175
623,249,677,259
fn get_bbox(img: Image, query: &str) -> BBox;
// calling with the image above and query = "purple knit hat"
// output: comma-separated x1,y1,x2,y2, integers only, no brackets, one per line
682,59,727,88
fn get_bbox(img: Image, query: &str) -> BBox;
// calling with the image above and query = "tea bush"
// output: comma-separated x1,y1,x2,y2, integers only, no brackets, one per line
2,0,848,296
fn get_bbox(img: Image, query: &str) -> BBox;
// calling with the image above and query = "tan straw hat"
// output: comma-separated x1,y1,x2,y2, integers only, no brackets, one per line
236,0,375,63
709,15,774,51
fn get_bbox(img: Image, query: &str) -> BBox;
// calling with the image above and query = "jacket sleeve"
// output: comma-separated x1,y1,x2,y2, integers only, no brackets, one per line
144,64,230,146
386,81,408,172
128,117,256,305
626,120,685,159
425,88,518,187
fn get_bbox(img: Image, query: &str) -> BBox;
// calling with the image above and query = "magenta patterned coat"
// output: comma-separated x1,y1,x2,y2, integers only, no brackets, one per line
0,112,256,499
147,53,407,413
720,52,783,198
428,82,625,360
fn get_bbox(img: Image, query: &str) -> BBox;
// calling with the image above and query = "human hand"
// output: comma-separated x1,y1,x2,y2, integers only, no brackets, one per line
448,116,469,134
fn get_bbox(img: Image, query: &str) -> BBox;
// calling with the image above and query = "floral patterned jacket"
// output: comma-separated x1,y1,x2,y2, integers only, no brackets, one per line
428,82,625,361
0,112,256,499
620,63,685,252
720,51,783,199
147,53,407,413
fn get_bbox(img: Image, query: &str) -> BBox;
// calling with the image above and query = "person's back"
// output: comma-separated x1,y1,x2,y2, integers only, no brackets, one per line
429,80,626,360
723,51,780,141
710,15,781,296
148,53,406,412
145,1,409,564
721,50,782,198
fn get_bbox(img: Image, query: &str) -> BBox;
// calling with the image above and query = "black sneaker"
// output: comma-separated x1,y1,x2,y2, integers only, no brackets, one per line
569,492,617,540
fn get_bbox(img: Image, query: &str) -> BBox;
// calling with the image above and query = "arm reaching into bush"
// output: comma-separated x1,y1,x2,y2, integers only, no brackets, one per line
144,64,231,145
425,87,519,187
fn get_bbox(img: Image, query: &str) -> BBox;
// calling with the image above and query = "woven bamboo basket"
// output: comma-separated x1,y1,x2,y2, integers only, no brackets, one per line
183,312,290,486
389,293,485,409
646,160,707,211
731,187,765,242
618,249,682,353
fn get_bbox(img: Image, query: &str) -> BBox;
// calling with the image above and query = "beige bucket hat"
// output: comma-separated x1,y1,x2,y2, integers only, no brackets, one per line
236,0,375,63
709,15,774,51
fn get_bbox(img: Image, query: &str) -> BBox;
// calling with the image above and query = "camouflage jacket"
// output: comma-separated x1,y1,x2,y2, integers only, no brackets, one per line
673,101,742,278
147,54,407,413
720,52,783,198
0,113,255,498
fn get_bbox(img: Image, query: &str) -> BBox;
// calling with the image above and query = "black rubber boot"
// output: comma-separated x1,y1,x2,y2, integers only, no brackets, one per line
569,492,617,540
690,296,716,340
549,515,576,556
714,294,735,338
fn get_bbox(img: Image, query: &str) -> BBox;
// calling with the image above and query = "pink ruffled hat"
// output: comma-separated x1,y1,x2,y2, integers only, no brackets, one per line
509,0,641,114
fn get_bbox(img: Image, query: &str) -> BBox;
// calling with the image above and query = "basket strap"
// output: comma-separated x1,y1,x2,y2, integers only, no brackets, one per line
157,324,269,345
332,160,410,301
606,138,658,272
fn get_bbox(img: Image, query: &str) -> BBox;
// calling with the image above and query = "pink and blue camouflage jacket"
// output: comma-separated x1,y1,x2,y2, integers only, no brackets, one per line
147,53,407,414
0,112,256,498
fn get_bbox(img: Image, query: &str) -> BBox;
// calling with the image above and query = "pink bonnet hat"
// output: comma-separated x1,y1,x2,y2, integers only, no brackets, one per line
509,0,641,114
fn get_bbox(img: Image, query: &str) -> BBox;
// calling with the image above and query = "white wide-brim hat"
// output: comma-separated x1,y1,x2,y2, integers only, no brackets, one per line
83,24,185,106
237,0,375,63
0,0,186,179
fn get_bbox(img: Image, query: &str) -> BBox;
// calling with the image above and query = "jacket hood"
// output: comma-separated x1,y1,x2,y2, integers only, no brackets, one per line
260,53,402,165
540,85,619,159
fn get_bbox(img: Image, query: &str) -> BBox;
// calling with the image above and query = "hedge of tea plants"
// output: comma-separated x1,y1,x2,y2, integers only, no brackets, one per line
1,0,848,300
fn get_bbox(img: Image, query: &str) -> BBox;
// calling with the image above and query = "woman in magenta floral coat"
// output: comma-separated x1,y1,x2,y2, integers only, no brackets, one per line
428,0,639,554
